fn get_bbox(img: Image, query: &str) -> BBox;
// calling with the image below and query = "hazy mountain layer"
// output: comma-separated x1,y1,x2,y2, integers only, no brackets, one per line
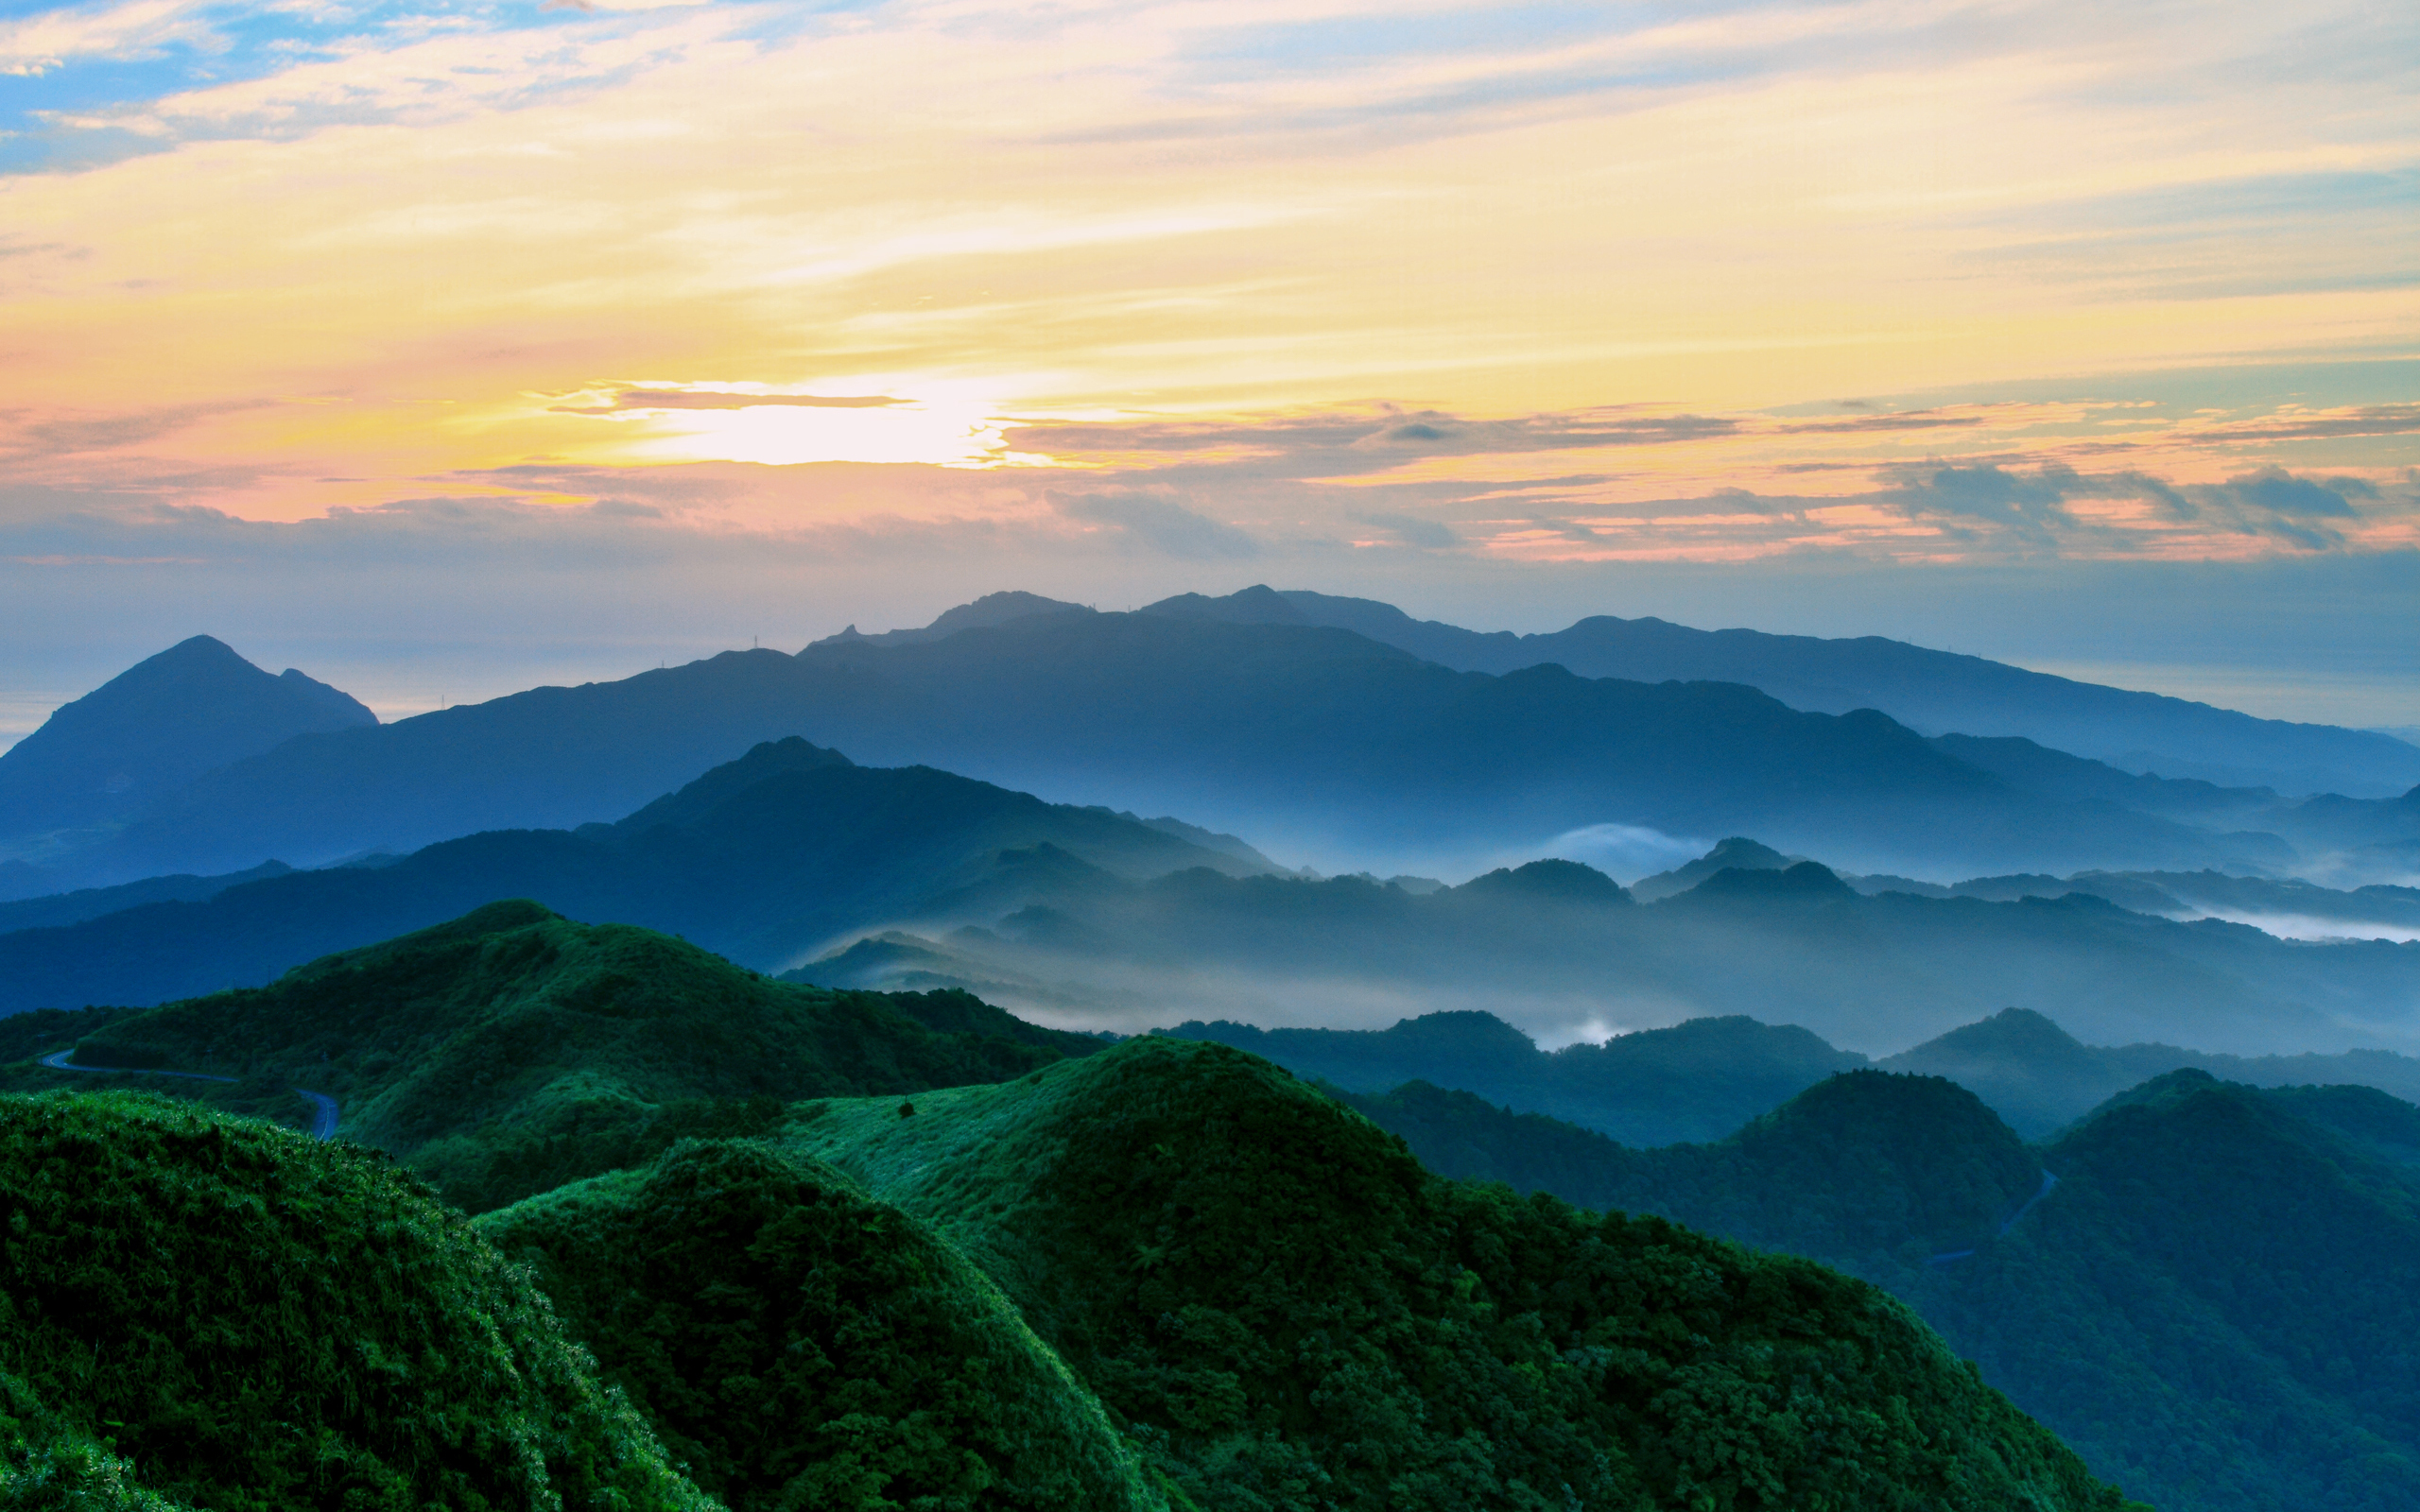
29,611,2324,887
781,1035,2138,1511
1343,1067,2420,1512
794,855,2420,1055
0,740,1276,1015
0,1090,707,1511
1136,584,2420,796
0,635,373,856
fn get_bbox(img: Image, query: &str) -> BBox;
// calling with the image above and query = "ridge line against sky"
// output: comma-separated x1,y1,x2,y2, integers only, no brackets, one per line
1,0,2413,729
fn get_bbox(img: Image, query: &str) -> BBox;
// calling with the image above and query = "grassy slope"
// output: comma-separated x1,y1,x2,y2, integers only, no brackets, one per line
22,900,1105,1211
477,1140,1167,1512
0,1090,706,1512
779,1036,2135,1512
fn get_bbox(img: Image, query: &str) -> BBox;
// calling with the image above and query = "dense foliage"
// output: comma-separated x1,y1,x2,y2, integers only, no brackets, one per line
0,1090,706,1511
1350,1063,2420,1512
17,901,1102,1210
788,1037,2137,1512
478,1139,1166,1512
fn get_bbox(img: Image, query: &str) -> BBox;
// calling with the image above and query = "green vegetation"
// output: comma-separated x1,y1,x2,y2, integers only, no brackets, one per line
784,1036,2136,1512
18,900,1105,1211
477,1139,1166,1512
0,1089,706,1512
1347,1064,2420,1512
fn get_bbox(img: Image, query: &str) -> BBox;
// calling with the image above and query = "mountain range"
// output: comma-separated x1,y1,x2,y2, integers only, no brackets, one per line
7,591,2415,892
1128,585,2420,796
0,737,1284,1017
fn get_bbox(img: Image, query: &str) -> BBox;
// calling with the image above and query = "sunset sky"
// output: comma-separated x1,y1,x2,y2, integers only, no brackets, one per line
3,0,2415,736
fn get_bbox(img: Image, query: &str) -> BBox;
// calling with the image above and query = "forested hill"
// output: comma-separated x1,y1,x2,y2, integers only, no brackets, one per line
777,1036,2140,1512
9,900,1108,1211
1342,1067,2420,1512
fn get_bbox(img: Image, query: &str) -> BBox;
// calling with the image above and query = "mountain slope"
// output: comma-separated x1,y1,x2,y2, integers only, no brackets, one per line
0,740,1273,1015
25,900,1108,1211
45,610,2277,885
476,1139,1165,1511
0,1089,707,1511
1344,1067,2420,1512
0,635,373,850
781,1035,2138,1511
1140,585,2420,797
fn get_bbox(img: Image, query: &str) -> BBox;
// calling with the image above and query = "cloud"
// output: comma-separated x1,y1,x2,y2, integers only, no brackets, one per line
1354,511,1457,548
1877,463,2075,538
2203,466,2367,517
1055,490,1259,560
552,389,910,414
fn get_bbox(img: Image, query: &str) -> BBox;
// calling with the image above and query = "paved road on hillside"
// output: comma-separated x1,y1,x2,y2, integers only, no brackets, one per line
38,1050,340,1141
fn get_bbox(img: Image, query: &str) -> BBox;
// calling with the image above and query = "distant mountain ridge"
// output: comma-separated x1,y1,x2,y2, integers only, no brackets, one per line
0,739,1282,1015
1137,584,2420,796
0,634,372,870
34,612,2315,887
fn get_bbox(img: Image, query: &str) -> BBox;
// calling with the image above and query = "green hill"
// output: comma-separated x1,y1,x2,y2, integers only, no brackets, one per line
24,900,1108,1211
779,1035,2137,1512
1344,1066,2420,1512
476,1140,1167,1512
0,1090,705,1511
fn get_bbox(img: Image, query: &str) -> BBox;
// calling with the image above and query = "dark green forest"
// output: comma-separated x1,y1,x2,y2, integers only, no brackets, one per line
0,906,2146,1511
1342,1068,2420,1512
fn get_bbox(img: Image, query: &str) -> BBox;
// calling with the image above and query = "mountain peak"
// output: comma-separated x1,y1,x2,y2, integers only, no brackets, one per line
0,637,376,843
1137,584,1310,625
1458,857,1632,904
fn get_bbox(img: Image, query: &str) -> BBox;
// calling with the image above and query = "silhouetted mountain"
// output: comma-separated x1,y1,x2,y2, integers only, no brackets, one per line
1343,1064,2420,1512
1146,584,2420,796
0,740,1273,1015
0,635,372,847
30,610,2299,886
1630,834,1799,900
0,859,292,934
1171,1009,1863,1145
1883,1005,2420,1136
807,589,1094,647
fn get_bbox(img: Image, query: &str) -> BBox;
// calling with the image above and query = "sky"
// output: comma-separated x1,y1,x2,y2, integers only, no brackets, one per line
2,0,2415,738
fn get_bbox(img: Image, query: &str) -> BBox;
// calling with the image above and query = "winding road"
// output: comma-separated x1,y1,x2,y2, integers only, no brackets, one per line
37,1050,339,1141
1929,1169,2060,1266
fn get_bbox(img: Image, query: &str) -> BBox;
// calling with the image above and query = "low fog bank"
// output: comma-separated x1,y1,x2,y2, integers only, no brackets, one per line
786,839,2420,1060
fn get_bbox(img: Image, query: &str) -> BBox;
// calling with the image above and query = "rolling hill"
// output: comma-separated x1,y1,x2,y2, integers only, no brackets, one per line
15,900,1112,1211
1342,1066,2420,1512
777,1034,2140,1511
